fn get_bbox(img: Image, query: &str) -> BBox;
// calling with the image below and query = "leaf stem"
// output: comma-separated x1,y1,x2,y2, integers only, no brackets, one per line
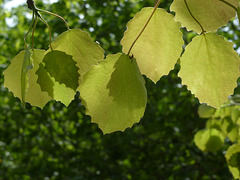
31,14,38,50
127,0,162,56
37,9,70,30
24,11,35,49
184,0,205,34
39,16,53,50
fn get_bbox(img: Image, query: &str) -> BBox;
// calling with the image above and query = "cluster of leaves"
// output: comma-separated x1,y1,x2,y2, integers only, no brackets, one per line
195,96,240,179
3,0,240,135
1,0,239,179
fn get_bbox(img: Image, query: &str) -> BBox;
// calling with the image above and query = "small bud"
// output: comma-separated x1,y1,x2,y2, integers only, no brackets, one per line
27,0,34,10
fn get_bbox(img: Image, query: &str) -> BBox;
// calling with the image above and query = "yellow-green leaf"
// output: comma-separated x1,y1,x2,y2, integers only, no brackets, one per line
79,53,147,134
121,7,183,83
49,29,104,81
43,50,79,90
225,144,240,179
170,0,238,34
179,33,240,108
4,49,51,108
194,128,224,152
21,48,33,104
198,104,215,118
36,62,76,106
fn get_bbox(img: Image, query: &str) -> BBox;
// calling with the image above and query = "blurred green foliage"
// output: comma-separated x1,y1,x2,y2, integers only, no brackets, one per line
0,0,240,179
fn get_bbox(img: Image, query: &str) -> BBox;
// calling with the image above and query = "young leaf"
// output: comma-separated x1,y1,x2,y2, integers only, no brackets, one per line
4,49,51,108
79,53,147,134
48,28,104,81
179,33,240,108
121,7,183,83
43,50,79,90
170,0,238,34
225,144,240,179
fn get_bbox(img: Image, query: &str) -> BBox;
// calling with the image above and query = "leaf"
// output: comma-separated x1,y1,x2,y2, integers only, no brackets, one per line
179,33,240,108
232,108,240,123
21,48,33,104
228,124,238,143
121,7,183,83
48,28,104,82
203,129,224,152
194,128,224,152
43,50,79,90
206,119,222,132
36,62,76,106
170,0,238,34
194,129,207,151
79,53,147,134
4,49,51,108
198,104,215,118
225,144,240,179
36,28,104,106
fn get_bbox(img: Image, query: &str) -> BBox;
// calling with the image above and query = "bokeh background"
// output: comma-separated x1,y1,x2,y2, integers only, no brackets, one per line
0,0,240,179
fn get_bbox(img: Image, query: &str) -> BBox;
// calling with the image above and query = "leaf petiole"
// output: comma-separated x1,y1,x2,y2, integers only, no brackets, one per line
31,13,38,50
38,16,53,51
127,0,162,56
37,9,70,30
24,10,35,49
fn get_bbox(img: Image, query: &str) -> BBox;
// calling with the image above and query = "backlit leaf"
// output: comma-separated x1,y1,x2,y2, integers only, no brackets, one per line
179,33,240,108
170,0,238,34
121,7,183,83
79,53,147,134
36,62,76,106
194,128,224,152
198,104,215,118
43,50,79,90
48,29,104,82
4,49,51,108
225,144,240,179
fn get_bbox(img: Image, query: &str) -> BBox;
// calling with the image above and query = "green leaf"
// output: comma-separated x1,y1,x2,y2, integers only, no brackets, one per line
228,124,238,143
170,0,238,34
206,119,222,132
179,33,240,108
232,108,240,123
198,104,215,118
194,129,207,151
36,62,76,106
121,7,183,83
4,49,51,108
48,29,104,81
225,144,240,179
194,129,224,152
43,50,79,90
203,129,224,152
79,53,147,134
21,48,33,104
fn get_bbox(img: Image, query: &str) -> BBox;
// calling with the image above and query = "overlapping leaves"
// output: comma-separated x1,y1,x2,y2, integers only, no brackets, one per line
36,29,104,106
4,49,51,108
79,53,147,134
